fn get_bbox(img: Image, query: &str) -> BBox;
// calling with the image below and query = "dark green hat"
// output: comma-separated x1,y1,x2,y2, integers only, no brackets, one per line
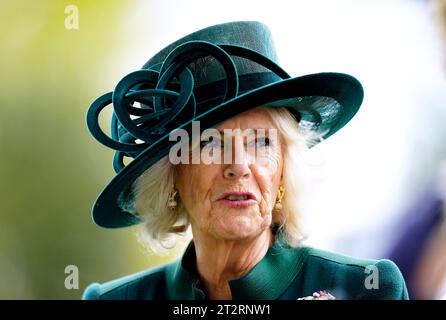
86,21,363,228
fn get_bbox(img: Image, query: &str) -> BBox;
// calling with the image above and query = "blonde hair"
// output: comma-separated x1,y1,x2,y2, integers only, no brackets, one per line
131,107,324,254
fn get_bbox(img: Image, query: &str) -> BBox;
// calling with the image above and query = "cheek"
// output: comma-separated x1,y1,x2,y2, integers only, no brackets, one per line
252,148,283,214
176,165,218,220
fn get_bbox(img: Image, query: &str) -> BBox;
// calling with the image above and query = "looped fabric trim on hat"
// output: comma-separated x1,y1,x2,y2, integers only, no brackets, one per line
87,41,292,174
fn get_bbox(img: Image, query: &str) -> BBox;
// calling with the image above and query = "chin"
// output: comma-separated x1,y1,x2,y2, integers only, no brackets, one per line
214,215,263,240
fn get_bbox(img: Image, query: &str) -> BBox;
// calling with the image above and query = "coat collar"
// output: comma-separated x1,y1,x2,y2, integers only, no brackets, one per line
165,232,310,300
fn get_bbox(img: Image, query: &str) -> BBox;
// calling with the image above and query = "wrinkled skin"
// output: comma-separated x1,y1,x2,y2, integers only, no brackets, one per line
176,107,283,241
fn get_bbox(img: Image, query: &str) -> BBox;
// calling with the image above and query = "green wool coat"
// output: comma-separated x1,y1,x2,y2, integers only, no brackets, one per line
82,233,409,300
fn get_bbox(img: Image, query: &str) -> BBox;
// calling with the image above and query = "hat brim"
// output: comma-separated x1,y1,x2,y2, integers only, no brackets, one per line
92,72,363,228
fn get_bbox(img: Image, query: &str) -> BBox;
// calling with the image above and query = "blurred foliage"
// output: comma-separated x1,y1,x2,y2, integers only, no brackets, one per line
0,0,185,299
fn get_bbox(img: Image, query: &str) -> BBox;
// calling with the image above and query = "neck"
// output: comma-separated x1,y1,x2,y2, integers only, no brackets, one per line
191,228,275,300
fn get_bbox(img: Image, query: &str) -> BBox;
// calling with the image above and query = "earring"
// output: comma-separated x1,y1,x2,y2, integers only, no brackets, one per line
167,189,178,211
274,186,285,211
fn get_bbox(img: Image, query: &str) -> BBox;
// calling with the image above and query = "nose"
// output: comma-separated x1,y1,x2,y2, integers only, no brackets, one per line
223,135,251,180
223,162,251,180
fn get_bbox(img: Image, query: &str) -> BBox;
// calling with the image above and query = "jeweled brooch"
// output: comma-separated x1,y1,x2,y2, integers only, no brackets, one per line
297,290,336,300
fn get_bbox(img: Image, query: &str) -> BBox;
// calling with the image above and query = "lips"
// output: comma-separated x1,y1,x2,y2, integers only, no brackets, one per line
217,191,257,208
217,191,256,201
225,194,250,201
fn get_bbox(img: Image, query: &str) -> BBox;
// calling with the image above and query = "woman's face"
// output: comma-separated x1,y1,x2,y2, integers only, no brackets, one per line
176,107,283,241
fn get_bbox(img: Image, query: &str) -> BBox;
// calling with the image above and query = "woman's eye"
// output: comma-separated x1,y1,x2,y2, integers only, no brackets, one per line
200,137,221,148
255,137,270,147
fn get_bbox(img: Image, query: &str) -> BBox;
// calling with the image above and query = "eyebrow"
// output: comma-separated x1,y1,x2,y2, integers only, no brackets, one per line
217,128,272,133
211,129,273,144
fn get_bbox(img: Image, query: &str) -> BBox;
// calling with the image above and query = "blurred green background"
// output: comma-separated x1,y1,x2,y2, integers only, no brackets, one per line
0,0,186,299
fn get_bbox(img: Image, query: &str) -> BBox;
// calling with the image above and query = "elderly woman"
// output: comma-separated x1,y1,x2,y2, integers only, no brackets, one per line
83,21,409,300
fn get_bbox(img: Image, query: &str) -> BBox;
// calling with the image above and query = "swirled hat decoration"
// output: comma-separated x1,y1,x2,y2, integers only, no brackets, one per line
86,21,364,228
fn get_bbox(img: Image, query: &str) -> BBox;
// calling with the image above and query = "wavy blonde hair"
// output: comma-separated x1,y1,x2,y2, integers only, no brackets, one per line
131,106,324,254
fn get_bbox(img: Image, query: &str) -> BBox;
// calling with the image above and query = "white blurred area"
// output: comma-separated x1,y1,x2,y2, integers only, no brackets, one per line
116,0,446,258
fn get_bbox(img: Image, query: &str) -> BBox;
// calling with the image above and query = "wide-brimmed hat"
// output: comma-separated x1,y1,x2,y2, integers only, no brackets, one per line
86,21,364,228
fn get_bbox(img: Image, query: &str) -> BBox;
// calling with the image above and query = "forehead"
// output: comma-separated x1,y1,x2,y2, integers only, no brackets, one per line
215,107,276,130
